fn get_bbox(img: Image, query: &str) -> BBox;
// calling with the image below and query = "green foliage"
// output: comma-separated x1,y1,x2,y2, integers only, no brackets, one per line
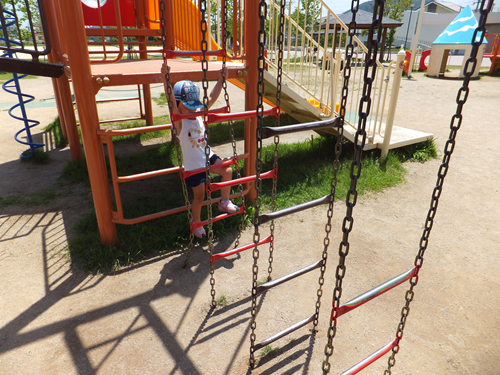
288,0,322,46
0,0,41,42
44,117,69,148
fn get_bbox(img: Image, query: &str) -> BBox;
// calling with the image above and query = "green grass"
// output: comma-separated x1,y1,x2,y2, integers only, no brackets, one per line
44,117,68,148
260,345,281,358
0,188,57,208
217,295,228,307
107,114,171,143
20,148,50,164
0,72,37,82
64,120,437,272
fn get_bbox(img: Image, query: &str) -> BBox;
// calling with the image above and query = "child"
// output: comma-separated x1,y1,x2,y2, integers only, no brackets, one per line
162,64,239,238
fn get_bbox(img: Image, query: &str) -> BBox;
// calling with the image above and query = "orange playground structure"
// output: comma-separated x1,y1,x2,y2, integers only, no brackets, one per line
31,0,267,245
484,33,500,74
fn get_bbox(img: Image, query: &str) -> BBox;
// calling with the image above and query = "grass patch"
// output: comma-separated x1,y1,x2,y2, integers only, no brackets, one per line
260,345,281,358
66,133,436,272
107,114,171,143
44,117,68,148
391,138,437,163
0,72,37,82
0,188,57,208
217,295,228,308
62,157,90,185
20,148,50,164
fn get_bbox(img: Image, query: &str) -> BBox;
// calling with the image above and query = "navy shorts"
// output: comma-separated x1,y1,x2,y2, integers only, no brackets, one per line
185,154,220,188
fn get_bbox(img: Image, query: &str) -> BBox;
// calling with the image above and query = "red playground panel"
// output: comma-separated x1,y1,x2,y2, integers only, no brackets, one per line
81,0,137,27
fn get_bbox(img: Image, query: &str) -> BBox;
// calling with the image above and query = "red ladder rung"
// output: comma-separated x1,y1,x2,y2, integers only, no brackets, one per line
207,106,278,124
191,205,245,230
210,235,273,264
335,267,417,319
208,169,275,192
182,156,241,179
171,106,230,123
339,339,397,375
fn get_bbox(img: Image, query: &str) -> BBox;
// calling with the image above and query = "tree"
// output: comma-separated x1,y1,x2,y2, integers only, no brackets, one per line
1,0,41,43
384,0,414,55
289,0,321,46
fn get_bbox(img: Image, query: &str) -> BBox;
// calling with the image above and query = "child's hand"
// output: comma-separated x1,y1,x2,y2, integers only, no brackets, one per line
221,66,229,79
161,63,170,75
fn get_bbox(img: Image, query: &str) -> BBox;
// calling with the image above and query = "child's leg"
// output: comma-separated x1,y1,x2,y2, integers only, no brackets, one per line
191,183,205,223
213,158,233,201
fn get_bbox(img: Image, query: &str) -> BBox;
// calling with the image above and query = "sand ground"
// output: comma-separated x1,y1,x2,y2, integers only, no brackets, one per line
0,71,499,375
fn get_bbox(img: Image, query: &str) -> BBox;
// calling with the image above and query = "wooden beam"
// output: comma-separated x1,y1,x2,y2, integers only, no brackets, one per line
0,57,64,78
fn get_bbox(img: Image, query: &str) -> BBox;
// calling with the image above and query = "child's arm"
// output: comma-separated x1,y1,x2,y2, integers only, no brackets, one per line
161,63,182,134
207,67,229,110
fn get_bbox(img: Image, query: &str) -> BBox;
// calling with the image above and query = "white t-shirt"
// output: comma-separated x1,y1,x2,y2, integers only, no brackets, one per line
178,117,214,171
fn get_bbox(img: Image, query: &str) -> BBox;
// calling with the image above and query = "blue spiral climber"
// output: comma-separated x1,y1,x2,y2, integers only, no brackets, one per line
1,7,44,158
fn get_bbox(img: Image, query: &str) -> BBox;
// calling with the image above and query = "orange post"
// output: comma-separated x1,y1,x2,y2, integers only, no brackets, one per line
58,0,118,245
44,0,83,161
243,0,259,203
135,0,154,125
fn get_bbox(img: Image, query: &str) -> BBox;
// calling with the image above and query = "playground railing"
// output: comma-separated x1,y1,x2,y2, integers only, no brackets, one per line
265,0,400,143
97,125,250,225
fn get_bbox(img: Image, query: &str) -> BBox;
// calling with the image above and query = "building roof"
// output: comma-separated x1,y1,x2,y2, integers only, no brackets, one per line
433,5,487,44
320,10,403,30
358,0,461,13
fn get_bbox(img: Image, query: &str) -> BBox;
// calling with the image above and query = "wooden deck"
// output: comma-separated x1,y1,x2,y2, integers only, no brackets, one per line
65,59,245,87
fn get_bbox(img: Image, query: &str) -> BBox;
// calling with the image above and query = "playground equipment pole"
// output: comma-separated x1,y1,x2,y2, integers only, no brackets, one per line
135,0,154,126
58,0,118,245
407,0,426,78
44,0,82,162
243,0,259,203
380,48,406,163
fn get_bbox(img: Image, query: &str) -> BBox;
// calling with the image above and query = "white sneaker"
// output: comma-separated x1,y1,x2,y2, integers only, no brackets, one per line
191,221,206,238
218,199,239,214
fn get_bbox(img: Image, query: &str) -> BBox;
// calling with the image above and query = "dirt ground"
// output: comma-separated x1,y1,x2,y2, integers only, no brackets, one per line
0,71,499,375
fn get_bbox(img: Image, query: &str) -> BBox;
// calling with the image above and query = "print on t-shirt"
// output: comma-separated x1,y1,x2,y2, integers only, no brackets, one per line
187,127,206,149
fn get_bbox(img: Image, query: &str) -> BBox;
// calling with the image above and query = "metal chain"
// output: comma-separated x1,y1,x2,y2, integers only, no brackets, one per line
322,0,385,372
199,0,217,308
385,0,493,372
267,0,286,281
249,0,267,368
160,0,195,266
220,0,245,250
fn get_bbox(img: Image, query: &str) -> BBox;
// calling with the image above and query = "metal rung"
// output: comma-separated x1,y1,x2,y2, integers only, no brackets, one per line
253,314,315,351
337,267,417,318
340,339,397,375
256,260,323,295
210,235,273,264
261,117,340,139
258,194,332,225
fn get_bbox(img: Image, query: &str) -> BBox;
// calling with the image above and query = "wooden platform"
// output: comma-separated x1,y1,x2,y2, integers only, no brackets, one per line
65,59,244,87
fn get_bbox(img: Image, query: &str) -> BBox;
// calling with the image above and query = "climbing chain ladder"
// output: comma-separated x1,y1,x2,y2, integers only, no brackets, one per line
249,0,342,367
160,0,196,266
319,0,494,373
